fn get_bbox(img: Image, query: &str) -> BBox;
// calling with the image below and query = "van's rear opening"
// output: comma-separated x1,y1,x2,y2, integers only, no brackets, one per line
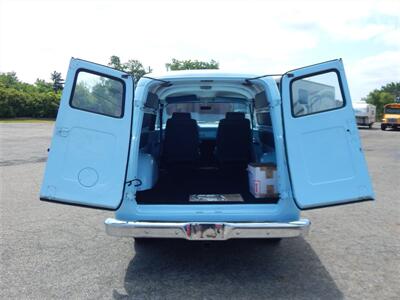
133,77,279,205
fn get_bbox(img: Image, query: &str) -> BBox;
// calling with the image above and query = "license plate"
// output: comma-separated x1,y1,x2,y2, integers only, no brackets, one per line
186,223,225,240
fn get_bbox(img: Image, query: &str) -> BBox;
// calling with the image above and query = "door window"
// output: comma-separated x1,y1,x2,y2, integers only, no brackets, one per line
291,71,344,117
70,70,125,118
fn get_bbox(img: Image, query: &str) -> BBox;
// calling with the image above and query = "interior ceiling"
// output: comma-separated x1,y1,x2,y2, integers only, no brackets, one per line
166,90,247,99
156,84,258,102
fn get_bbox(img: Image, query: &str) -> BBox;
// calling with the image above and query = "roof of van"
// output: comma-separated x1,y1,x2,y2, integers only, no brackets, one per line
146,69,266,80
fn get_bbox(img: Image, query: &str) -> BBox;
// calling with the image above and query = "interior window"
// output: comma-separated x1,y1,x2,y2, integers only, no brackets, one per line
70,71,124,117
256,111,272,126
165,101,249,126
291,71,344,117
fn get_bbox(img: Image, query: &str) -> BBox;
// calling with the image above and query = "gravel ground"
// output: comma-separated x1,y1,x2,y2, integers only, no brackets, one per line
0,122,399,299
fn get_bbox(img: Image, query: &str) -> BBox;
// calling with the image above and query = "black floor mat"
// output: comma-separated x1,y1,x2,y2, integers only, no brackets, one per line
136,167,279,204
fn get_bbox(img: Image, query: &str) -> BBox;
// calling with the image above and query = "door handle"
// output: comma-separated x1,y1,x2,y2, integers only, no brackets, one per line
57,127,70,137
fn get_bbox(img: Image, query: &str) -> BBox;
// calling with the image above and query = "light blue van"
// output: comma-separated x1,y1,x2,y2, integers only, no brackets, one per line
40,58,374,241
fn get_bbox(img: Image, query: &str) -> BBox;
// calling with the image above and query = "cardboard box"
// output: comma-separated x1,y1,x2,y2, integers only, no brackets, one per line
248,163,278,198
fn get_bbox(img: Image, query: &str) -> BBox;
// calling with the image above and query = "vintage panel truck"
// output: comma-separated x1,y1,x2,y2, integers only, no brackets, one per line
40,58,374,241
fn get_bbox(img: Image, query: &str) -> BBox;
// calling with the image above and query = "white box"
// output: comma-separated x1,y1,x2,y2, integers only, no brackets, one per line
248,163,278,198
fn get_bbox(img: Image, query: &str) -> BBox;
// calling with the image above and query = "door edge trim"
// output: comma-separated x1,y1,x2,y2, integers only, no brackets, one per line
40,197,118,211
297,197,374,210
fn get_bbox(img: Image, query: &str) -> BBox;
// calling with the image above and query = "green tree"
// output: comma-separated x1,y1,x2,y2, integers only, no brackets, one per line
109,55,123,70
50,71,64,92
35,79,53,93
365,82,400,118
124,60,152,84
108,56,152,84
0,71,61,118
165,58,219,71
380,82,400,96
0,72,19,87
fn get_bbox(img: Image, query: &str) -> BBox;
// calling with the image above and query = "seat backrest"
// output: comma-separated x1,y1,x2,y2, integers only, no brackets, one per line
163,112,199,164
216,112,251,165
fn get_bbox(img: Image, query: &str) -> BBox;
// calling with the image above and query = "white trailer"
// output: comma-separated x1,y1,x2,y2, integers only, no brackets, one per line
353,101,376,128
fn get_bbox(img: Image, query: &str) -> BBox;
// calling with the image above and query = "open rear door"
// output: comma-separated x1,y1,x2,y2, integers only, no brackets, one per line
40,58,134,210
281,59,374,209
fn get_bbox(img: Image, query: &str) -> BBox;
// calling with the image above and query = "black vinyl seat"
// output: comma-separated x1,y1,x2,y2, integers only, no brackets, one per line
216,112,252,166
163,112,200,165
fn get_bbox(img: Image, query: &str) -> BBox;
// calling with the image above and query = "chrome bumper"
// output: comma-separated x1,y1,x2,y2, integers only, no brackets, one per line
105,218,310,240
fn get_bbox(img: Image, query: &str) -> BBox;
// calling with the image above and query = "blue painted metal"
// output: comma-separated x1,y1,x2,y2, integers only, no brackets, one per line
40,58,374,226
280,59,374,209
40,58,134,209
132,150,158,191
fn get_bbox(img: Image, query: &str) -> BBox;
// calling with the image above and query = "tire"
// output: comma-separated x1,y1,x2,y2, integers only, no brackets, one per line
368,123,373,129
381,124,387,131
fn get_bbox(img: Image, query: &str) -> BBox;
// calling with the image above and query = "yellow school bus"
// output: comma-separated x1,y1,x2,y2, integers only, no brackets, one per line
381,103,400,130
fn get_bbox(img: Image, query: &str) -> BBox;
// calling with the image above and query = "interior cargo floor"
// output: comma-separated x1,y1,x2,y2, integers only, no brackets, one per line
136,167,279,204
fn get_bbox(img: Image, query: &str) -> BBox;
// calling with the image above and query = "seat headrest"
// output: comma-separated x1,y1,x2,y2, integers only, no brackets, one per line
172,112,191,120
226,112,245,120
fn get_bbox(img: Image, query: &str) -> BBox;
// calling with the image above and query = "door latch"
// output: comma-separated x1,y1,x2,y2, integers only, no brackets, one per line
126,179,142,187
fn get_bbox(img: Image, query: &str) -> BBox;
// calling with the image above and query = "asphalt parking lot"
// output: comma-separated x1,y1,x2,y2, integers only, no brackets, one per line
0,122,399,299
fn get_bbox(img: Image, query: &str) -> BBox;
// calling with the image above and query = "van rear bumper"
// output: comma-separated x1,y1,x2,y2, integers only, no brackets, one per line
104,218,310,240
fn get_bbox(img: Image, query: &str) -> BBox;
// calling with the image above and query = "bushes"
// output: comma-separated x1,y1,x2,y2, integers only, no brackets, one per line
0,87,26,118
0,86,60,118
0,72,61,119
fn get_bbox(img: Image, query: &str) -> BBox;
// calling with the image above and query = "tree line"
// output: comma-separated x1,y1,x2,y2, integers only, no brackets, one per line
0,71,64,118
0,57,219,118
0,56,398,119
364,82,400,118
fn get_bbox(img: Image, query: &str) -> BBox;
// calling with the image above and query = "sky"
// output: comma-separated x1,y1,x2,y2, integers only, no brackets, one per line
0,0,399,100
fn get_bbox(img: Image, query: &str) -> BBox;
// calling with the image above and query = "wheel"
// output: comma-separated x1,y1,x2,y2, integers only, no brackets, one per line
368,123,373,129
381,124,387,131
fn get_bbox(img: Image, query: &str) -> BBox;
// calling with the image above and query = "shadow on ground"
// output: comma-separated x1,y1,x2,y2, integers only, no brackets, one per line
113,238,343,300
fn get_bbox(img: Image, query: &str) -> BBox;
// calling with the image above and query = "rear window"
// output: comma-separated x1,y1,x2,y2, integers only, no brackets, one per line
290,71,344,117
165,102,249,125
70,70,124,118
